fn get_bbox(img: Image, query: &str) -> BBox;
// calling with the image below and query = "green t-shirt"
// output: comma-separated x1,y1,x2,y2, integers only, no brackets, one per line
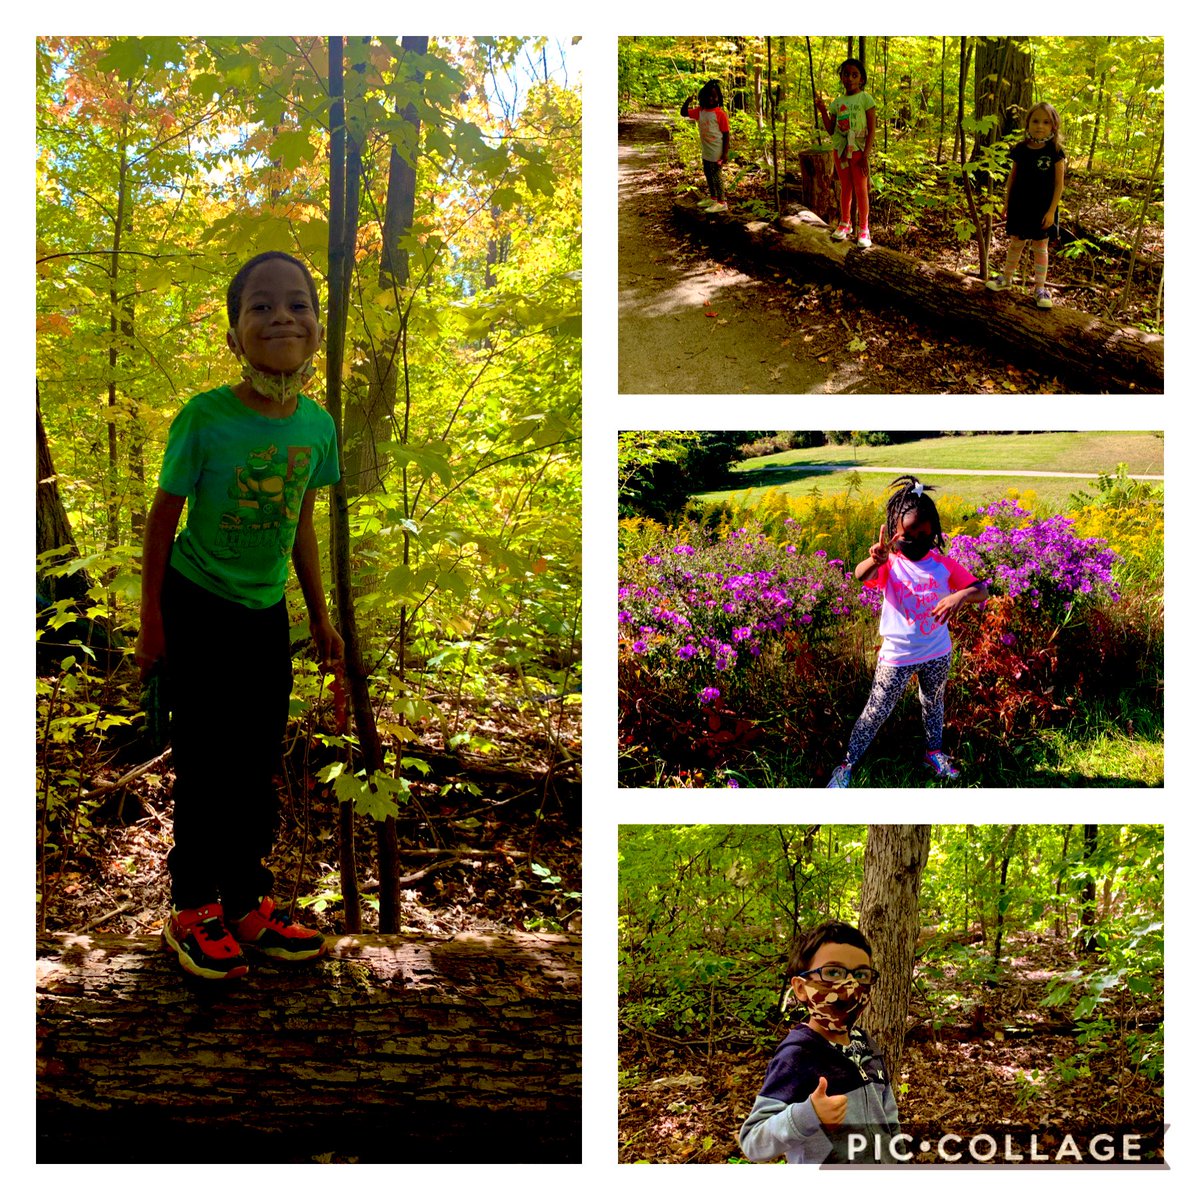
159,386,340,609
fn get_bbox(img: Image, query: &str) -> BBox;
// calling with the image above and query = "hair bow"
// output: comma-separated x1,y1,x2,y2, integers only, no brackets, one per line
912,482,924,497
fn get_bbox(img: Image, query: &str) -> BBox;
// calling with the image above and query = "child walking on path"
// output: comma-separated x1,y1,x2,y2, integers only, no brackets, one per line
987,102,1066,308
681,80,730,212
136,250,344,980
740,922,902,1164
815,59,876,247
827,477,987,788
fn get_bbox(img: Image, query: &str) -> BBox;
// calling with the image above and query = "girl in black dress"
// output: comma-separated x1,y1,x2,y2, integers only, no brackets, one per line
987,102,1066,309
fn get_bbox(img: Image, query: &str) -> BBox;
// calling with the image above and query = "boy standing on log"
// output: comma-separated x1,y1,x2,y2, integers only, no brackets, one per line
136,252,343,981
739,921,903,1164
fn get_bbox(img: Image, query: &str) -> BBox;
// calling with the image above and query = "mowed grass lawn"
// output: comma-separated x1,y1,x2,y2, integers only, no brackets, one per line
697,432,1164,512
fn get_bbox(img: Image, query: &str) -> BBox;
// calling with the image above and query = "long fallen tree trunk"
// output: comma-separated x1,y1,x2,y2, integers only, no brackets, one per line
37,929,581,1163
674,198,1164,392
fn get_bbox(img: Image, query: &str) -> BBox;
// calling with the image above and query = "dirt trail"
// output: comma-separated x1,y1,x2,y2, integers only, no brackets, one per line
617,115,867,395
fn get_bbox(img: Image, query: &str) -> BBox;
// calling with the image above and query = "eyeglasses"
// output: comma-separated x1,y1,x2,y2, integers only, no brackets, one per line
797,966,878,985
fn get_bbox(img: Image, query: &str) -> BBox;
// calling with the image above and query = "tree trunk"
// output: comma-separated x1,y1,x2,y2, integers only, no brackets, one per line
991,824,1019,976
36,389,90,605
936,37,946,165
673,198,1164,391
797,151,837,223
971,37,1033,158
858,824,930,1082
326,37,363,936
767,37,778,210
1078,823,1099,953
36,929,581,1163
344,36,428,498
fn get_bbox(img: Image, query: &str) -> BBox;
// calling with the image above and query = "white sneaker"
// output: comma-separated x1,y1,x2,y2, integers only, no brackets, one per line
856,230,872,248
708,200,728,212
831,223,852,241
986,274,1012,291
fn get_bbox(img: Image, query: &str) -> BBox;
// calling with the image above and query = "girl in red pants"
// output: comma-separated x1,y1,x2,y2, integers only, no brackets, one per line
815,59,876,248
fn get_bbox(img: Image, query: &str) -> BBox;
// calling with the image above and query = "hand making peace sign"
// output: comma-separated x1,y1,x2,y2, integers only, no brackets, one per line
869,523,898,566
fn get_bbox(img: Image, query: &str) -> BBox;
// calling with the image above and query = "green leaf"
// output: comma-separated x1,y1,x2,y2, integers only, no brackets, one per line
317,761,345,784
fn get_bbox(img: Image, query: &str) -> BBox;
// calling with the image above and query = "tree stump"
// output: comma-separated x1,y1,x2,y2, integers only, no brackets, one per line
672,197,1164,392
796,149,837,225
37,929,582,1163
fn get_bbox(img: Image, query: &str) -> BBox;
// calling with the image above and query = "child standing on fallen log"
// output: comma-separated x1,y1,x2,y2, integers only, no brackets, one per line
827,477,987,788
815,59,875,247
987,102,1066,308
680,80,730,213
136,251,343,980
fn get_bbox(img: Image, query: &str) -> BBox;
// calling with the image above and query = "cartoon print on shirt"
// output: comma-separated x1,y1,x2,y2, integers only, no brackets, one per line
216,443,315,558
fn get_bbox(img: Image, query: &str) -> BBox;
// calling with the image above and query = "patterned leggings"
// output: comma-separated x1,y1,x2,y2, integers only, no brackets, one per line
845,652,952,766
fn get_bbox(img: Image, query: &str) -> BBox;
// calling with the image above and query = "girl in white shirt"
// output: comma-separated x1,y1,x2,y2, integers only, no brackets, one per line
827,477,987,787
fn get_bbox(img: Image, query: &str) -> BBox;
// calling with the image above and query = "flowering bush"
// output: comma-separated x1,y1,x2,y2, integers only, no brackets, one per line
948,502,1121,621
619,525,880,708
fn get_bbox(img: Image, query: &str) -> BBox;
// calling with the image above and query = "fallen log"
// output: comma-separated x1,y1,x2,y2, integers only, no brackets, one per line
37,928,581,1163
673,197,1164,392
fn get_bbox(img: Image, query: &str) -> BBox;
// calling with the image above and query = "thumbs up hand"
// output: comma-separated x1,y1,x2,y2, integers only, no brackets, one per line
809,1076,847,1127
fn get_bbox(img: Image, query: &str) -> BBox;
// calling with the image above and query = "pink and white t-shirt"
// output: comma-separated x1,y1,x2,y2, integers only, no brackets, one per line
685,106,730,162
863,549,980,666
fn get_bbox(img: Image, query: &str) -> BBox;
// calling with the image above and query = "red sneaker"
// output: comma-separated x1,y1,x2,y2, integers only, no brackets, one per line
229,896,326,962
162,902,250,980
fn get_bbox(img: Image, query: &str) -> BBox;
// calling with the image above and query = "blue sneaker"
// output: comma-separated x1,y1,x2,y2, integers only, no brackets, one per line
925,750,960,780
827,761,853,788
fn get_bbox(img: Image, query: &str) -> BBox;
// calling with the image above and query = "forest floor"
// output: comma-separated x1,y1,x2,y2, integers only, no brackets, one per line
39,686,582,945
617,113,1163,396
618,931,1164,1164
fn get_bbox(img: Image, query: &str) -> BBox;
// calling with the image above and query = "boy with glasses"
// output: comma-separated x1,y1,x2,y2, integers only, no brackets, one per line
739,921,903,1163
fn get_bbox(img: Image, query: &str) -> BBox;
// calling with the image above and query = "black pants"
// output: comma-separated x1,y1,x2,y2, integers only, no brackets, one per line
702,158,724,200
162,566,291,914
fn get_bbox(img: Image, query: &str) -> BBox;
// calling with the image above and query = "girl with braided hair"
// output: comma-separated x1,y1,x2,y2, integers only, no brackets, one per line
827,476,988,787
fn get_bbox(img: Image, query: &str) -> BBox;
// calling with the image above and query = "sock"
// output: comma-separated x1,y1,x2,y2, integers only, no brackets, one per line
1003,239,1025,280
1032,240,1049,288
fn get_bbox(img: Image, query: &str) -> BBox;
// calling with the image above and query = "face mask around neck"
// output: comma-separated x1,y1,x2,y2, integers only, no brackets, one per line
238,357,315,405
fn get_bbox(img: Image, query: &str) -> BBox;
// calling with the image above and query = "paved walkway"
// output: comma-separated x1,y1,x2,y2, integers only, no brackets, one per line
772,464,1163,480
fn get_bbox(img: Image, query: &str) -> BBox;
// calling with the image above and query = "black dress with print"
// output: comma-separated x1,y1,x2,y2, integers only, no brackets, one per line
1006,140,1065,241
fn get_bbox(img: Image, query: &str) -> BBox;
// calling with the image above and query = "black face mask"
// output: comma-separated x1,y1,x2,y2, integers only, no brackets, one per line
897,534,933,561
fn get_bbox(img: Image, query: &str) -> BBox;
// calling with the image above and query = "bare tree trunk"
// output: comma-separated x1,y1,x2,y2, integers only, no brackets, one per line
36,389,90,605
1078,824,1099,954
858,824,930,1081
105,100,135,562
780,36,788,208
326,36,362,935
991,824,1019,976
768,37,778,209
344,36,428,498
971,37,1033,158
1112,124,1165,319
936,37,946,165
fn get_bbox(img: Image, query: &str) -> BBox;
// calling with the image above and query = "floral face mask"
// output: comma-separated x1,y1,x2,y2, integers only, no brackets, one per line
798,976,871,1033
